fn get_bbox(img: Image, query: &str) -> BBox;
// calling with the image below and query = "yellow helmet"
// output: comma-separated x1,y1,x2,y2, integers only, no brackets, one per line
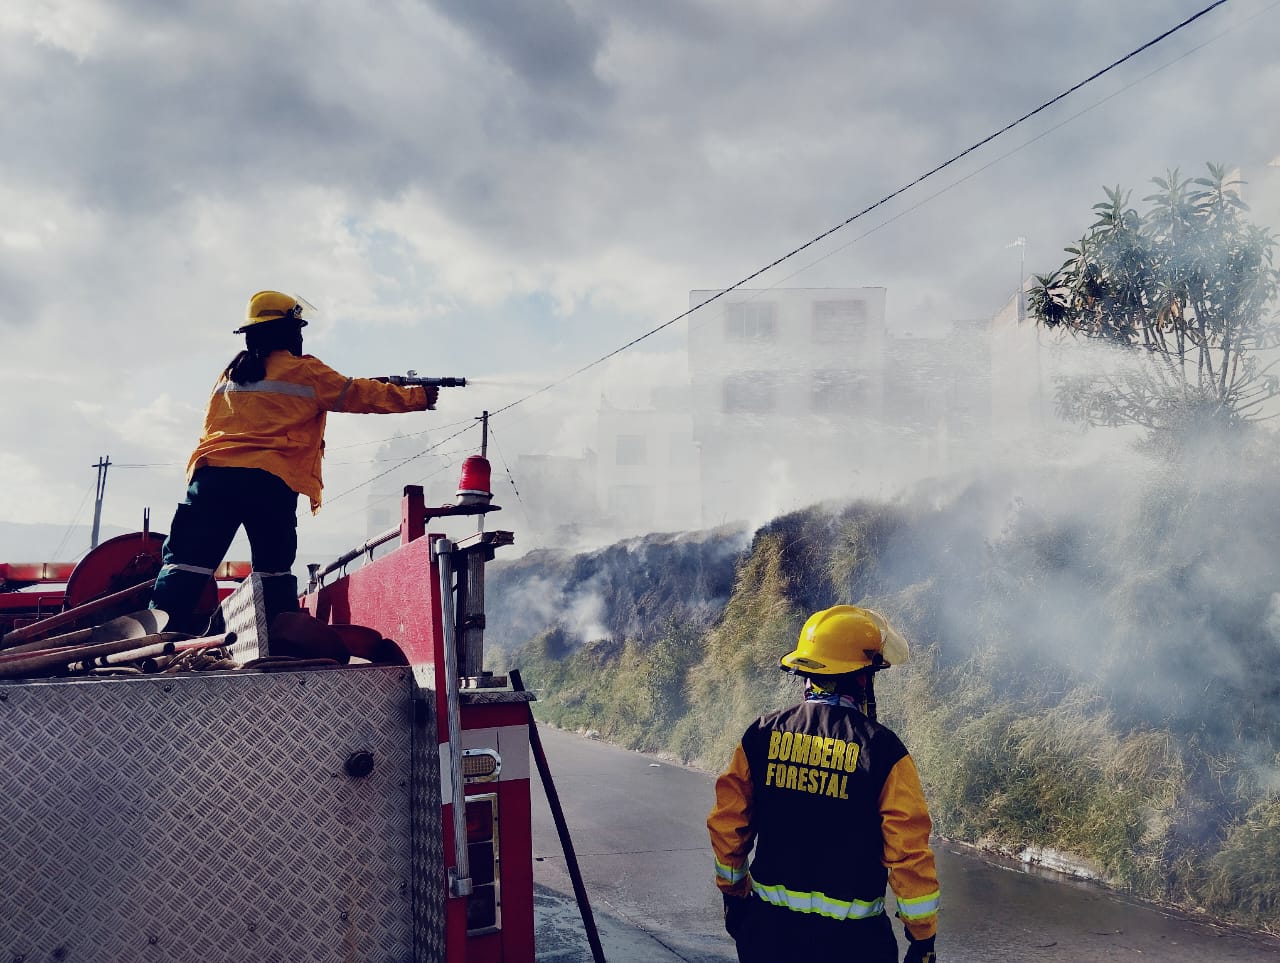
235,290,310,333
780,605,910,676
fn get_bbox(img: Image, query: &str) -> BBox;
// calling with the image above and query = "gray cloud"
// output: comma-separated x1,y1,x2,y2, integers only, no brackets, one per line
1,0,1277,554
3,0,1271,273
426,0,610,98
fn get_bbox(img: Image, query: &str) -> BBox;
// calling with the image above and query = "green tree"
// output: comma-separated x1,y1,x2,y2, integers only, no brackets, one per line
1028,164,1280,433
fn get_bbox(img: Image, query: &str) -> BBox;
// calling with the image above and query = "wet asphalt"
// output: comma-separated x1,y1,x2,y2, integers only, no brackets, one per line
530,725,1280,962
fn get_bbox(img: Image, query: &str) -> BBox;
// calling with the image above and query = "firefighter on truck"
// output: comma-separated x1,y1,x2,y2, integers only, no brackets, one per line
150,290,438,635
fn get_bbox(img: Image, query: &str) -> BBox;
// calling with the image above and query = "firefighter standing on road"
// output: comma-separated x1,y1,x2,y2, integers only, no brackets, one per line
150,291,439,634
708,605,940,963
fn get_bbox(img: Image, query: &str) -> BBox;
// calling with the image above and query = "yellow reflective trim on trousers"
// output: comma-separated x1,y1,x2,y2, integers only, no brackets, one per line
715,858,749,883
896,890,940,919
751,881,885,920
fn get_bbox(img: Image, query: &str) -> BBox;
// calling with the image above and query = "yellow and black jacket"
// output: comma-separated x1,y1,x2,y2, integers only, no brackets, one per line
708,696,940,940
187,353,430,513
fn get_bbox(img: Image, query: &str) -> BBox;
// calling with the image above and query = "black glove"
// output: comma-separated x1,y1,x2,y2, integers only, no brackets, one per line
903,933,936,963
723,893,752,941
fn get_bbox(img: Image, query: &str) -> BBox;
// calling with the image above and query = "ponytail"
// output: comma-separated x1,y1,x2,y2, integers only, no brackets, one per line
224,349,268,385
221,318,305,385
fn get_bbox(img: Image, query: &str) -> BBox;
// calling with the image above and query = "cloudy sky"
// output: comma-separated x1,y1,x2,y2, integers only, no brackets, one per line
1,0,1278,566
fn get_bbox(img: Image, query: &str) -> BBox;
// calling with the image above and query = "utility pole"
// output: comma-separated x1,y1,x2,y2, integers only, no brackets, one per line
1008,236,1027,322
1006,236,1043,428
90,455,111,549
477,411,489,535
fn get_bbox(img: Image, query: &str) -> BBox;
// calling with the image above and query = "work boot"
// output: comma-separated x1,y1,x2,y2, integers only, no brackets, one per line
268,611,348,663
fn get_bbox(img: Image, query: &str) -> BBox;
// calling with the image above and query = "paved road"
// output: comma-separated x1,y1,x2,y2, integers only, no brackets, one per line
530,725,1280,962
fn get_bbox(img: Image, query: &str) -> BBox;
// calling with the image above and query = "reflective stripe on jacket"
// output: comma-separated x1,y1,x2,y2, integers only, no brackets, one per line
186,352,430,513
708,700,940,940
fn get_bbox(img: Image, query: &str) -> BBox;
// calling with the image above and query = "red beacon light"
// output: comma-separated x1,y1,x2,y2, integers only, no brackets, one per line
456,455,493,507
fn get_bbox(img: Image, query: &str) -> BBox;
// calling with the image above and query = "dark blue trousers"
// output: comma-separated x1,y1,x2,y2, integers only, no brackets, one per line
150,466,299,633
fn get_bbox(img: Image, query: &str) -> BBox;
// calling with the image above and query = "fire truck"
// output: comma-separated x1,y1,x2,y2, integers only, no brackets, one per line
0,459,547,962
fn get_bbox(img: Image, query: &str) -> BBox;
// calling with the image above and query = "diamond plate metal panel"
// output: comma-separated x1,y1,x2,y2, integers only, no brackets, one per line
413,689,448,963
218,574,270,661
0,666,437,963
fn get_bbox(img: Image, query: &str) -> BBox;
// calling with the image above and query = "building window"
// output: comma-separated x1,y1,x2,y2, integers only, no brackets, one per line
615,434,647,467
811,369,868,413
723,372,777,414
724,302,778,342
812,300,866,343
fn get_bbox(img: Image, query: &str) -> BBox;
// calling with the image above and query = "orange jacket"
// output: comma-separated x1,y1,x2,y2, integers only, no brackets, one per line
708,701,940,940
187,352,431,513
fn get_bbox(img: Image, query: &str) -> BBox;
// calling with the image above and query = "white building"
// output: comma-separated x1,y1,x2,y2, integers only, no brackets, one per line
684,288,891,525
987,286,1060,448
594,388,701,536
579,287,1011,535
883,318,992,481
511,449,599,548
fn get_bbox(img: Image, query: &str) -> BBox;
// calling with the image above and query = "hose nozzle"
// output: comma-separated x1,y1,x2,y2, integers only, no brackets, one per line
380,372,468,388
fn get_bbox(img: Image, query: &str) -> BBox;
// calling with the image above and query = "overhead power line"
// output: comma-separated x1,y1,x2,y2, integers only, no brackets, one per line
325,452,472,528
49,482,94,560
715,0,1275,305
325,421,479,505
485,424,527,511
486,0,1231,419
330,0,1232,504
325,416,476,452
